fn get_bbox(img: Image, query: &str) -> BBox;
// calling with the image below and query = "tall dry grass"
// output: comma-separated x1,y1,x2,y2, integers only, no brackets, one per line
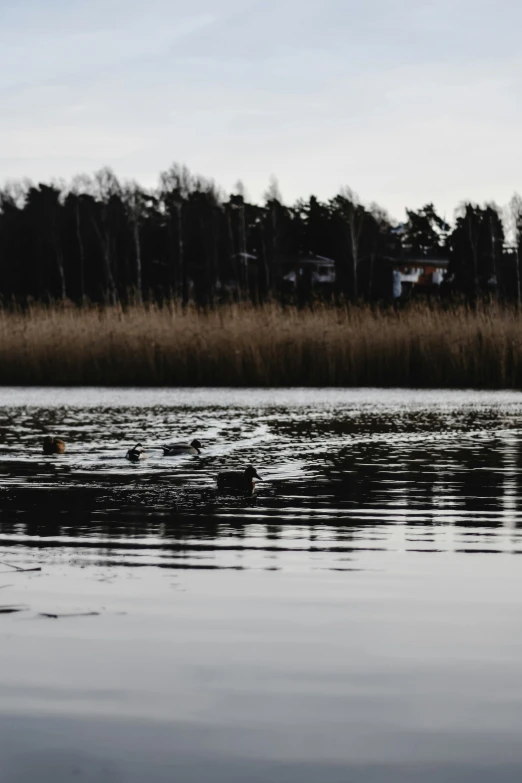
0,301,521,387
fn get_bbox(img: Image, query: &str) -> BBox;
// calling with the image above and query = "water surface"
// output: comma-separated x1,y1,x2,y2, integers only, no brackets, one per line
0,388,521,782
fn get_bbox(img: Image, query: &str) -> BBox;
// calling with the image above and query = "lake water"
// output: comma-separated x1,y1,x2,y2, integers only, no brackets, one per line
0,387,522,782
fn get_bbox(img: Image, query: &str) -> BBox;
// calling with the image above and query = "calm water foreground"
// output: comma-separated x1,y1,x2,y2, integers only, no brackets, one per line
0,388,522,782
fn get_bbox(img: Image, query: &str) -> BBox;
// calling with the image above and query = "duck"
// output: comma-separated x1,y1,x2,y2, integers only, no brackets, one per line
217,465,262,492
43,436,66,455
126,443,147,461
162,439,202,456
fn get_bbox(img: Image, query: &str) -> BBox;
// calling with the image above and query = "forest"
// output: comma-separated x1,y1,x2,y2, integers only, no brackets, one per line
0,163,520,306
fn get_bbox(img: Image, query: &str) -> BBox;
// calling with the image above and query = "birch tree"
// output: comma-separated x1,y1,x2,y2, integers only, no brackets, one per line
90,168,120,304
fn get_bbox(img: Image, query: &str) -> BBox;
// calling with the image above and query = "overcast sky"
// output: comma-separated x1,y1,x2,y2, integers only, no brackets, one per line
1,0,521,220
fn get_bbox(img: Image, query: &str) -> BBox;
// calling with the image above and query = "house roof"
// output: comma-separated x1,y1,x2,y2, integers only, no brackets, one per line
297,258,335,266
393,257,449,269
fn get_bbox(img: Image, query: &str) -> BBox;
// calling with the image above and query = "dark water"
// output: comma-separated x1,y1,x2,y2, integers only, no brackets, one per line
1,387,522,783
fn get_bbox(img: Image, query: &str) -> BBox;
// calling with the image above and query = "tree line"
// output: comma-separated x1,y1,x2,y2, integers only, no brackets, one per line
0,163,521,306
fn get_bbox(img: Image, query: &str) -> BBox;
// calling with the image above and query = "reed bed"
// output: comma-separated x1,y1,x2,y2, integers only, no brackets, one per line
0,301,521,387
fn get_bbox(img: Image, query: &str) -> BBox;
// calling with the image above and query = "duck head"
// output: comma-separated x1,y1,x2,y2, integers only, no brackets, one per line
43,436,65,454
245,465,262,481
191,439,203,451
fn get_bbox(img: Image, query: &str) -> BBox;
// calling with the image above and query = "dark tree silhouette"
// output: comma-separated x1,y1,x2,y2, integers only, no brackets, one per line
0,164,517,306
449,204,504,296
402,204,448,257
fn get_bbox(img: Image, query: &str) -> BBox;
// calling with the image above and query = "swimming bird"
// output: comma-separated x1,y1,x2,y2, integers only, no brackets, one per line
126,443,147,461
163,439,202,456
217,465,262,492
43,436,66,455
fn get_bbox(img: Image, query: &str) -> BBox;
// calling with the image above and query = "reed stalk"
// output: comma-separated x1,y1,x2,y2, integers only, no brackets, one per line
0,301,520,388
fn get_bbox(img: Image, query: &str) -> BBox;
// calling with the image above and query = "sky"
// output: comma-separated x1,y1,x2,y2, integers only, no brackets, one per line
1,0,521,221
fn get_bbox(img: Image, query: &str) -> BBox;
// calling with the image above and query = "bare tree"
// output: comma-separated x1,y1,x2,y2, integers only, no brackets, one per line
90,168,120,304
509,194,522,307
485,201,502,286
335,187,365,298
123,182,150,303
455,203,480,294
368,202,391,299
159,164,193,303
264,175,283,204
68,174,92,301
229,193,248,296
233,179,251,207
1,179,32,208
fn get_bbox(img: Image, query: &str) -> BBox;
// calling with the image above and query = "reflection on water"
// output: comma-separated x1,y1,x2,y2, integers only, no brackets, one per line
1,388,522,782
